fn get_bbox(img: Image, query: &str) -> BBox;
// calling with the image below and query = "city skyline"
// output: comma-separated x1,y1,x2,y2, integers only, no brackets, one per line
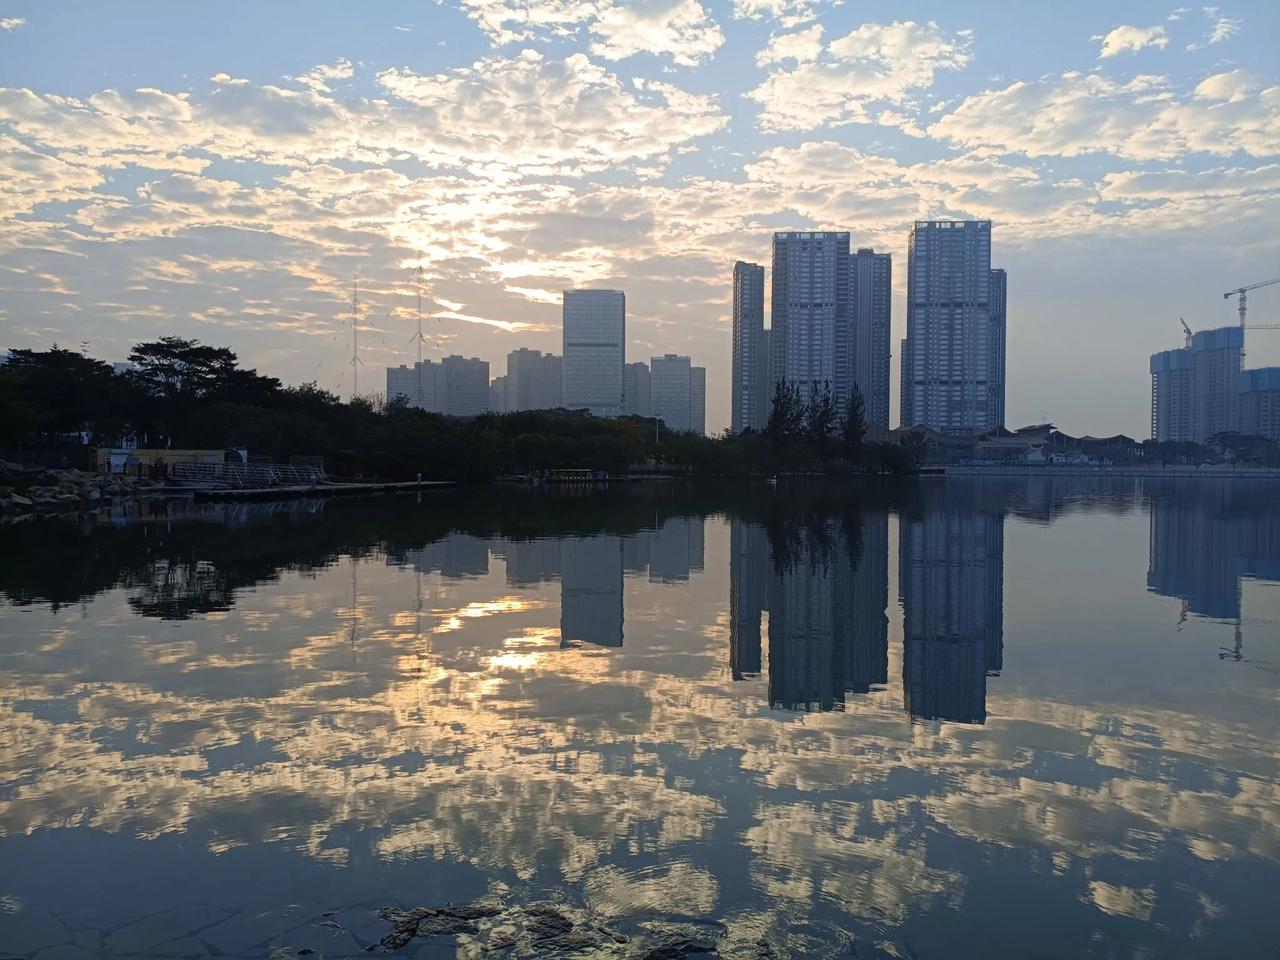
3,3,1280,436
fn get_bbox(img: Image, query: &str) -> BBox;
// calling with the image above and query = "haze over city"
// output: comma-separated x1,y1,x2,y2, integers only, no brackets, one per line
2,1,1279,435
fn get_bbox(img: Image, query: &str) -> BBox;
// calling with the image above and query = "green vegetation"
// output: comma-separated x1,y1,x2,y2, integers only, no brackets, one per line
0,339,916,481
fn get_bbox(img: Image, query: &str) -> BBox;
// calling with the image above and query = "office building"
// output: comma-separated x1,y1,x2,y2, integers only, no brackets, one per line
691,365,706,436
387,355,489,416
732,261,767,432
771,231,850,403
850,248,893,428
623,361,651,418
1238,367,1280,441
562,289,625,417
651,354,705,434
900,220,1005,433
506,347,562,412
1150,348,1193,442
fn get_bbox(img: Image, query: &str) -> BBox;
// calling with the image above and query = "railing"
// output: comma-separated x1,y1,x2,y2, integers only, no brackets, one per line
168,461,325,488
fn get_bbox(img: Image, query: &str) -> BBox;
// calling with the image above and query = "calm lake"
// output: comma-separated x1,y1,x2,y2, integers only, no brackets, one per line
1,479,1278,959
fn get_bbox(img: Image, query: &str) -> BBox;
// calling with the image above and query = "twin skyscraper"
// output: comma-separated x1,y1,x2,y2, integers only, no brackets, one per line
733,221,1008,434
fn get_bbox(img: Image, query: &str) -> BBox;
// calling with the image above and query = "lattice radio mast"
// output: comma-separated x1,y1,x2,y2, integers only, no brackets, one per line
349,273,364,400
409,258,428,406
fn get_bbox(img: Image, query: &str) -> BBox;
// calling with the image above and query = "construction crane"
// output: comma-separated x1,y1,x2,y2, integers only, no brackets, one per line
1223,277,1280,367
1181,317,1192,348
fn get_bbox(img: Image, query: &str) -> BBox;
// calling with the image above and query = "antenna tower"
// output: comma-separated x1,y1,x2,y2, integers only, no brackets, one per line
410,258,428,406
349,274,364,400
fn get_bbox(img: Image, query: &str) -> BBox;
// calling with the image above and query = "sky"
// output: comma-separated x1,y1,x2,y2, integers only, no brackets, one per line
1,1,1279,436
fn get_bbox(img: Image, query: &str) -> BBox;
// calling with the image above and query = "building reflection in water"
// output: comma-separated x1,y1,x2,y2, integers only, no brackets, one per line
729,511,890,712
1146,482,1280,661
898,492,1005,724
496,516,707,649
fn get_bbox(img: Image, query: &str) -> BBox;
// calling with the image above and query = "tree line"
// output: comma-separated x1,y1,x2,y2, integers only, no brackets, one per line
0,338,917,481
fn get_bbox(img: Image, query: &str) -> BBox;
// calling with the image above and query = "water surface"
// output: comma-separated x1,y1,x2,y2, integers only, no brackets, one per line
1,479,1277,958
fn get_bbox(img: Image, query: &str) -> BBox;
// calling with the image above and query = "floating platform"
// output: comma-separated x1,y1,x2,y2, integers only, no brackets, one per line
192,480,453,502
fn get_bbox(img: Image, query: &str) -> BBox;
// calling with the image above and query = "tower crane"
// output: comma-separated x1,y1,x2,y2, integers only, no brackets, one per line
1181,317,1192,348
1223,277,1280,367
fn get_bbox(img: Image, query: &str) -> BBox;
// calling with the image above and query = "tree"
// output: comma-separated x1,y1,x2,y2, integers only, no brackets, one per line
841,385,866,456
765,380,805,444
806,381,837,444
128,337,240,403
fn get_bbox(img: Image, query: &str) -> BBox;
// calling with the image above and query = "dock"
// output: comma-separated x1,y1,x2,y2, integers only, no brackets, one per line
192,480,453,502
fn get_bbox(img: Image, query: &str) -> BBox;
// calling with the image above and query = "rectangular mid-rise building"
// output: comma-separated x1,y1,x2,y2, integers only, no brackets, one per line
562,289,625,417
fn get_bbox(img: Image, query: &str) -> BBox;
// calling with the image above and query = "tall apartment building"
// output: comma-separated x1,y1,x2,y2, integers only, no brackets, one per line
489,375,509,413
623,361,651,418
386,355,490,416
505,347,561,412
731,261,767,432
850,248,892,428
1150,325,1244,443
771,231,850,403
443,355,489,417
900,220,1006,433
1238,367,1280,441
562,289,625,417
1150,348,1194,441
989,267,1008,429
651,354,706,434
1191,326,1243,441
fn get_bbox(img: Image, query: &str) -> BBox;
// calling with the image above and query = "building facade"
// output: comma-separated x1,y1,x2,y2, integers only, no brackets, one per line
900,220,1003,433
850,248,893,428
771,231,850,404
691,365,706,436
623,361,651,418
562,289,625,417
489,375,509,413
387,355,489,416
442,355,489,417
506,347,562,412
1150,348,1194,442
1190,326,1243,441
731,261,767,432
1238,366,1280,441
989,267,1008,429
651,354,694,433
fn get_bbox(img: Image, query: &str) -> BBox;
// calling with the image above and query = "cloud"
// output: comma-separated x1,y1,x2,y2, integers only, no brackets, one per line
931,71,1280,160
295,59,354,93
1189,6,1241,49
732,0,833,26
0,16,25,31
749,20,973,131
1096,25,1169,58
755,24,823,66
456,0,723,65
589,0,723,66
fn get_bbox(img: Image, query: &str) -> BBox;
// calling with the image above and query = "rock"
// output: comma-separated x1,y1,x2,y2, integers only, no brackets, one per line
9,494,32,506
31,945,98,960
201,907,308,956
638,936,720,960
0,904,71,955
103,905,228,955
